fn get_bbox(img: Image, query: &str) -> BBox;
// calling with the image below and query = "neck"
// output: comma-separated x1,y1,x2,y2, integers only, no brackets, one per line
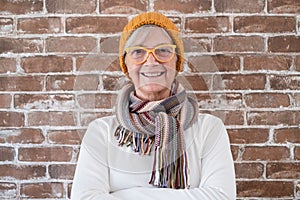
135,90,170,101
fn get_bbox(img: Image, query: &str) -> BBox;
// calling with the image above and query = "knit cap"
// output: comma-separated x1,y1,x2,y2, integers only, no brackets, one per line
119,12,184,75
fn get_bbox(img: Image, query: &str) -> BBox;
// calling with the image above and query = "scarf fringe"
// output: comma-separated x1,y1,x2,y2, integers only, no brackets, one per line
115,125,155,155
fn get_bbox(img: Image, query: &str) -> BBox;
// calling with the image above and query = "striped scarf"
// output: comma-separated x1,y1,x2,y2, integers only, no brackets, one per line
114,80,198,189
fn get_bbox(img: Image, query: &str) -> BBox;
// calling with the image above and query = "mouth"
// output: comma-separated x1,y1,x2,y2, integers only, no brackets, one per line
141,72,165,78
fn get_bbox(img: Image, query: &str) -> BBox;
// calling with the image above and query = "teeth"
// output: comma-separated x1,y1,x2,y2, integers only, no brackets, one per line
142,72,164,77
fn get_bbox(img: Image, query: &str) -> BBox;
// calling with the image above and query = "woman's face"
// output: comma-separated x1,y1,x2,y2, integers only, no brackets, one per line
125,26,177,101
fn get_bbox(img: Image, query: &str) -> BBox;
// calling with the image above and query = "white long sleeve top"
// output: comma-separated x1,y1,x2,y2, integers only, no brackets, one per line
71,113,236,200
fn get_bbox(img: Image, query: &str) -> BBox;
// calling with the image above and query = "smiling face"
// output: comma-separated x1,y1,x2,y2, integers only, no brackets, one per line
124,26,177,101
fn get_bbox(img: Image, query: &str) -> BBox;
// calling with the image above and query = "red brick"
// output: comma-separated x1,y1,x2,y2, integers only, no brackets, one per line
27,111,75,126
18,17,62,34
267,0,300,13
0,165,46,180
267,163,300,179
215,0,265,13
100,36,120,54
0,18,13,33
76,54,120,72
270,75,300,90
0,38,43,54
244,93,290,108
295,147,300,160
247,111,300,126
0,183,16,199
3,128,44,144
196,93,242,110
20,182,64,198
231,145,239,161
237,181,294,197
0,94,11,108
274,128,300,143
0,147,15,161
80,112,113,127
19,147,73,162
268,36,300,53
0,76,44,91
0,112,24,127
49,164,76,179
296,56,300,71
242,146,290,161
154,0,211,13
100,0,148,14
215,74,266,90
185,17,230,33
46,75,99,91
223,110,244,125
14,94,75,110
244,55,292,71
0,0,43,14
77,93,117,109
46,0,96,14
228,128,269,144
46,37,97,53
66,17,127,34
47,130,83,145
183,37,212,53
189,55,240,72
235,163,264,178
102,75,129,91
21,56,72,73
214,36,265,52
234,16,296,33
0,58,16,73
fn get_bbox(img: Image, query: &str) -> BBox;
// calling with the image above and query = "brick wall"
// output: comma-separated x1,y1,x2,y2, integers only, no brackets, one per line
0,0,299,199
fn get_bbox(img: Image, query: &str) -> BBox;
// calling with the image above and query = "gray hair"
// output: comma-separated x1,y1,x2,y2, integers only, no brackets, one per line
123,25,174,53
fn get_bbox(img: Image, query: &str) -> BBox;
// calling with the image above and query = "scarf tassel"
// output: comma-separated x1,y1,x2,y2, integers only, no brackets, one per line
115,126,154,155
149,146,189,189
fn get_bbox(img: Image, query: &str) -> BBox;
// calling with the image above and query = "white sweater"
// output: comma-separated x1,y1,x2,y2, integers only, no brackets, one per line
71,114,236,200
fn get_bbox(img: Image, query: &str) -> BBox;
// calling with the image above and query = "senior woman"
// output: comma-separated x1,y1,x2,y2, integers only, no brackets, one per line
71,12,236,199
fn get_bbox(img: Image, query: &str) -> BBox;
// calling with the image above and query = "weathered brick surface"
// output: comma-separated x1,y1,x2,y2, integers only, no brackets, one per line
235,163,264,178
185,17,230,33
234,16,296,33
214,36,265,52
46,0,96,14
0,0,43,14
18,17,62,34
0,58,16,73
0,38,43,54
215,0,265,13
267,0,300,13
154,0,211,13
100,0,148,14
66,17,127,34
20,182,64,198
1,1,299,199
21,56,73,73
244,55,292,71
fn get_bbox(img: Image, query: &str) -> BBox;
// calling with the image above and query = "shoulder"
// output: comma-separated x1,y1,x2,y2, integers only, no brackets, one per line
196,113,225,130
82,115,119,146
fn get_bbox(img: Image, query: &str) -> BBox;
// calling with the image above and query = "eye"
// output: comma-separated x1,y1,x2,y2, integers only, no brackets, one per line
129,48,146,57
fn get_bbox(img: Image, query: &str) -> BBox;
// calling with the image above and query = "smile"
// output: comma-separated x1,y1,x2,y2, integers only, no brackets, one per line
141,72,165,77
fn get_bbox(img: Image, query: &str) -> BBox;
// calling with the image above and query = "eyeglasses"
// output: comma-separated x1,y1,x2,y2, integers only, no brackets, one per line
125,44,176,64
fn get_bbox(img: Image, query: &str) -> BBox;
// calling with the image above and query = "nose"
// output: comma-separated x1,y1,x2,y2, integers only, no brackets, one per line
144,52,159,65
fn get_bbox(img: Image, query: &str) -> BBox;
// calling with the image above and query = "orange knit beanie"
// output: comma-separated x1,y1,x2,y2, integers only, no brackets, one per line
119,12,184,75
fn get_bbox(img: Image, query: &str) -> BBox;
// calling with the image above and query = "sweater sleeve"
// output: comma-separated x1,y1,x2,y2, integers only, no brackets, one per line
71,119,121,200
110,115,236,200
